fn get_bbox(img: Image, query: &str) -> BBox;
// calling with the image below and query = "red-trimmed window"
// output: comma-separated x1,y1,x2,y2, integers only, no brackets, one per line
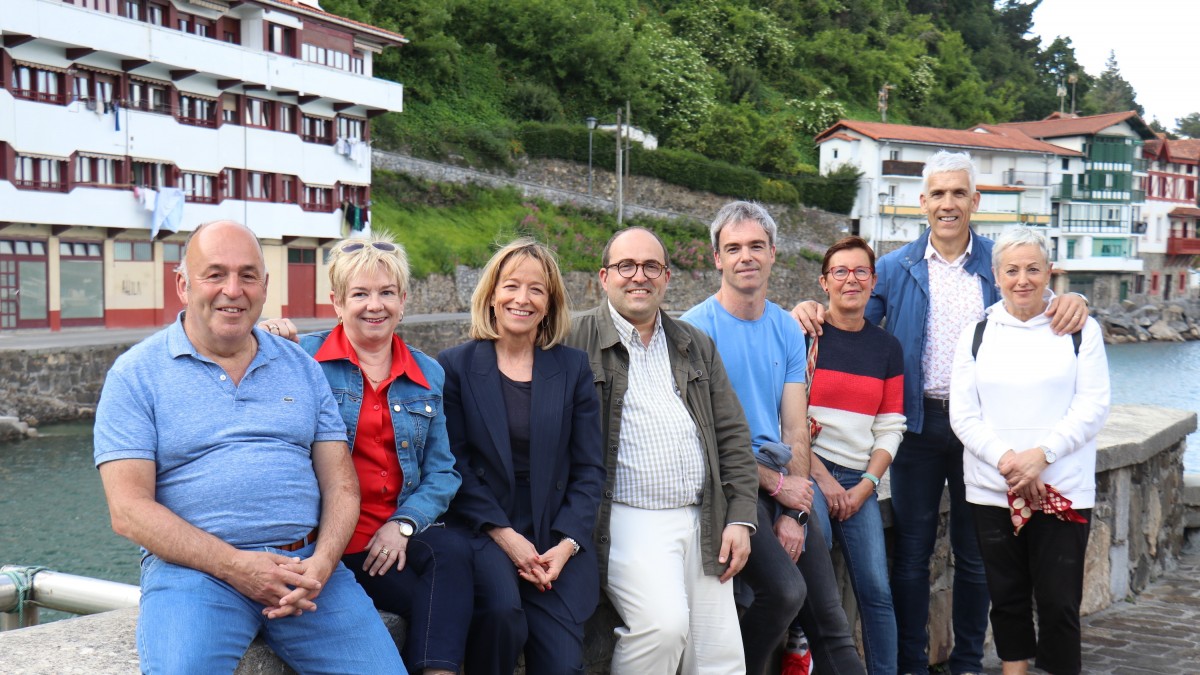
280,176,297,204
74,155,123,187
340,183,368,205
244,98,272,128
301,115,333,144
301,185,334,212
1151,273,1160,293
132,161,173,188
179,94,217,127
337,116,365,141
181,172,217,203
147,2,165,26
122,0,144,20
72,69,117,110
14,155,67,191
222,168,241,200
222,18,241,44
222,95,239,124
128,79,171,114
10,65,66,105
268,24,295,56
245,171,272,201
277,104,296,133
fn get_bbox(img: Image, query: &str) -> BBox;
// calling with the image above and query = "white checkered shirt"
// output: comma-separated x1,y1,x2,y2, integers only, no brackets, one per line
608,304,707,509
922,239,985,398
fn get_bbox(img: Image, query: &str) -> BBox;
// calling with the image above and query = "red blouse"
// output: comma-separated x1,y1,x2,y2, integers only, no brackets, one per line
314,325,429,554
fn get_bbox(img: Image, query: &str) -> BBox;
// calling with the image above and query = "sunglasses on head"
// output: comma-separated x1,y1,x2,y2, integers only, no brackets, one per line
340,241,397,253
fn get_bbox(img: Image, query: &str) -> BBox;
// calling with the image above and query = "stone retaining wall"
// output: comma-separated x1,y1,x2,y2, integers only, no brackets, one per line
1,405,1192,673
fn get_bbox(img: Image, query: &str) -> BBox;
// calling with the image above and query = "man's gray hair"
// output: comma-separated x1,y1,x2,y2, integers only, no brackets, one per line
922,150,977,194
992,226,1050,269
175,220,265,290
710,201,777,249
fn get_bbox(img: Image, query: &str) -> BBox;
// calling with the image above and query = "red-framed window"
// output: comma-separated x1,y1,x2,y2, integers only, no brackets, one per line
244,98,272,128
13,155,67,192
222,95,239,125
268,24,296,57
339,183,368,205
301,115,333,144
10,65,67,105
127,78,171,114
71,69,118,110
146,2,166,26
222,18,242,44
280,175,297,204
221,168,241,200
178,94,217,128
277,104,296,133
301,185,335,212
132,160,174,189
181,172,217,203
337,116,366,141
245,171,272,201
73,154,124,188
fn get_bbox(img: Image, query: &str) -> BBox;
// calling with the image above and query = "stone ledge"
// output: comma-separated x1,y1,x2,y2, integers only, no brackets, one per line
1094,405,1196,473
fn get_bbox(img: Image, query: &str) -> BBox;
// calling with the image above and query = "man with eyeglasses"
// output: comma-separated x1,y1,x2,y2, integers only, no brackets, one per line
93,221,403,673
793,151,1089,675
565,227,759,674
682,202,865,675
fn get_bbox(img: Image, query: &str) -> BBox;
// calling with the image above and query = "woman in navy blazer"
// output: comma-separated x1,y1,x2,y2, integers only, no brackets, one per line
437,238,605,675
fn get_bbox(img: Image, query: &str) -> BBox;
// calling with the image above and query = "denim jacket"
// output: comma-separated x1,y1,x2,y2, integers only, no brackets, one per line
868,228,1000,434
301,330,461,532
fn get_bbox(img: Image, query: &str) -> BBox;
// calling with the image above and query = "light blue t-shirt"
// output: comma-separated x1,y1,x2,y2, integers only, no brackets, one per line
681,296,807,452
94,318,348,549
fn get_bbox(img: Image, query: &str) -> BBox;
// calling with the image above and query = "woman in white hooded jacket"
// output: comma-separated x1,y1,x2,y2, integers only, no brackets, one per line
950,227,1110,675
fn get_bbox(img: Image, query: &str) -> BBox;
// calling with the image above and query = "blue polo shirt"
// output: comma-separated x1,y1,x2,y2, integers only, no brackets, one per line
94,317,348,549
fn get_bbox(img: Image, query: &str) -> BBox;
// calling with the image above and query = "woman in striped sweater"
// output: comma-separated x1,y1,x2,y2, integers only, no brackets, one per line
807,236,907,675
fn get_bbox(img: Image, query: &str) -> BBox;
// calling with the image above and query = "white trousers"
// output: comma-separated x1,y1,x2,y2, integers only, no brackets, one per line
605,502,746,675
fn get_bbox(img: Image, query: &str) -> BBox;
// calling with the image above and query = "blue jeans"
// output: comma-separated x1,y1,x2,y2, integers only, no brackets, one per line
740,492,866,675
813,457,898,675
890,402,990,674
137,543,404,674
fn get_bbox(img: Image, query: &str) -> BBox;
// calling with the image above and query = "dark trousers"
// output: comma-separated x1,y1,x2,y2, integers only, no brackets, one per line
972,504,1091,675
739,492,866,675
343,525,474,673
890,402,990,674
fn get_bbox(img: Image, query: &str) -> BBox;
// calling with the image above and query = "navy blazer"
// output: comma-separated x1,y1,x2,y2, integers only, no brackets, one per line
437,339,605,622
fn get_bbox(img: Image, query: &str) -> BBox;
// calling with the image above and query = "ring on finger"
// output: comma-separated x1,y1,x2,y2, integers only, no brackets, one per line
379,547,390,557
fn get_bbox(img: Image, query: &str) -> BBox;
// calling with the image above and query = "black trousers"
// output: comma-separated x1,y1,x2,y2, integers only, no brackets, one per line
971,503,1091,675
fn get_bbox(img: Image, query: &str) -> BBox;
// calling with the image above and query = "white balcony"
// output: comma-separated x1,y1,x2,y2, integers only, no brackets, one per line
1054,257,1145,273
2,0,403,113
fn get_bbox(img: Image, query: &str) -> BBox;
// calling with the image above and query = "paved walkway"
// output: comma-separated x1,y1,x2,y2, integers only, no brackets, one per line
980,550,1200,674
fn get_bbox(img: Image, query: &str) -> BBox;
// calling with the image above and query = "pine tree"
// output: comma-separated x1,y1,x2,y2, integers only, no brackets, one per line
1082,51,1143,116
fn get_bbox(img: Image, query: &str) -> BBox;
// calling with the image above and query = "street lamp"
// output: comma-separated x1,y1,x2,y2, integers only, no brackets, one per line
878,191,891,243
586,116,598,196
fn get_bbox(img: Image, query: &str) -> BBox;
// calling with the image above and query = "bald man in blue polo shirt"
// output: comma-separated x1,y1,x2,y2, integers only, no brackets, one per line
94,220,402,674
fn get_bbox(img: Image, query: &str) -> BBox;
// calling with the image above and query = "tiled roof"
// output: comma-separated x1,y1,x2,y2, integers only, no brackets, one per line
1169,207,1200,218
978,185,1025,192
1143,138,1200,163
815,120,1081,156
259,0,408,45
991,111,1153,140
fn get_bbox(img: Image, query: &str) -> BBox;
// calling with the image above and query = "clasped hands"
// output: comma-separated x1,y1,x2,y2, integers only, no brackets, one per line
490,526,575,592
998,447,1049,505
227,549,334,620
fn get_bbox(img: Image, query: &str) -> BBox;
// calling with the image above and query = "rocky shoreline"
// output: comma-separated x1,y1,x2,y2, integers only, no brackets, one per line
1098,297,1200,343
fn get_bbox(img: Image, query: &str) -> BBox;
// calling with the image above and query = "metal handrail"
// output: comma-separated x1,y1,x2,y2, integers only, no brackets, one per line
1,565,140,630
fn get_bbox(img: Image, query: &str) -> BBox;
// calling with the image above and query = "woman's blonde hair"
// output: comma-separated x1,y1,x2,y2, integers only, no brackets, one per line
469,237,571,349
326,234,411,303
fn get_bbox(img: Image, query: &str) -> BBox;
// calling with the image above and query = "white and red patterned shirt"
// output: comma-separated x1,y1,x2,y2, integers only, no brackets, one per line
922,239,985,399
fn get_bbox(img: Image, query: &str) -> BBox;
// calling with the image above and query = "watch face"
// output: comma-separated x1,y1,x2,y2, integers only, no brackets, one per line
399,522,415,537
795,510,809,526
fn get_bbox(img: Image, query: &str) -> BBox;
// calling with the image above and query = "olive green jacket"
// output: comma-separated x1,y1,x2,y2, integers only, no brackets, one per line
566,303,759,583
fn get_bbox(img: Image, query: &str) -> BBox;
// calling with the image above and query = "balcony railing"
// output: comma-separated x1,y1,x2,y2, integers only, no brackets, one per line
1052,184,1144,202
882,160,924,177
1167,237,1200,255
12,89,67,105
1003,170,1051,187
1059,220,1130,234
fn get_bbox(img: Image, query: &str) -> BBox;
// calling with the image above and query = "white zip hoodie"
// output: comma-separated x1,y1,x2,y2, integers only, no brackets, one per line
949,297,1111,508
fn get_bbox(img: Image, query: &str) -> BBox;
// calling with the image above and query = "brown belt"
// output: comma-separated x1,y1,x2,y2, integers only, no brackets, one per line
279,527,319,552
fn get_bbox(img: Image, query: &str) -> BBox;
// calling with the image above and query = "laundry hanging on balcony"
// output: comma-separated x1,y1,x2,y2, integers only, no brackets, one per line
152,188,185,239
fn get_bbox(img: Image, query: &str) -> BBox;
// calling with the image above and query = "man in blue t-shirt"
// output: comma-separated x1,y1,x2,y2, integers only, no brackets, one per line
683,201,865,675
93,220,402,673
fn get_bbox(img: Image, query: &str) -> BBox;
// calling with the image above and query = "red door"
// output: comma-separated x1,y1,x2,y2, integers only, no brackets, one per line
287,247,316,318
162,243,184,324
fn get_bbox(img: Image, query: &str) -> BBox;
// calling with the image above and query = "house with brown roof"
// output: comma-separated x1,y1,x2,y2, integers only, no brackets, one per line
983,111,1156,305
815,120,1082,261
1140,137,1200,300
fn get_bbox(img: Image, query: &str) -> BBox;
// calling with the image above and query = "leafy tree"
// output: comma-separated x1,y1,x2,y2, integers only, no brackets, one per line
1081,51,1143,116
1175,113,1200,139
1030,36,1093,119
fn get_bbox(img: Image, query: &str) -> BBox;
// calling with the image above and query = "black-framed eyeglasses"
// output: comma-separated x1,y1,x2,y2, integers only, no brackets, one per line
826,266,872,281
340,241,397,253
606,260,667,279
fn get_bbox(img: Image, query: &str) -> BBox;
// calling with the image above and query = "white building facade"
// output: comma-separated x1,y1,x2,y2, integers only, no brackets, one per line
0,0,405,330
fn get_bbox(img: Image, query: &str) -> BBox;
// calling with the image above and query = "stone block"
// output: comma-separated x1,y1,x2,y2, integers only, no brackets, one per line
1082,518,1113,615
1110,542,1130,601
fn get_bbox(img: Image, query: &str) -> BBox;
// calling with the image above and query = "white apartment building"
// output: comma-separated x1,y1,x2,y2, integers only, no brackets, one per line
815,120,1081,249
0,0,405,330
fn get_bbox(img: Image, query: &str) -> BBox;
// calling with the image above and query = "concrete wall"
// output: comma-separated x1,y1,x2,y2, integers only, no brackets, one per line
0,405,1193,673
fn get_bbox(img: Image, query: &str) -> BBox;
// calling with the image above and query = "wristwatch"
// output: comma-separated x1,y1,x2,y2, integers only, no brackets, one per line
396,519,416,537
1039,445,1057,464
562,537,581,557
782,508,809,526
